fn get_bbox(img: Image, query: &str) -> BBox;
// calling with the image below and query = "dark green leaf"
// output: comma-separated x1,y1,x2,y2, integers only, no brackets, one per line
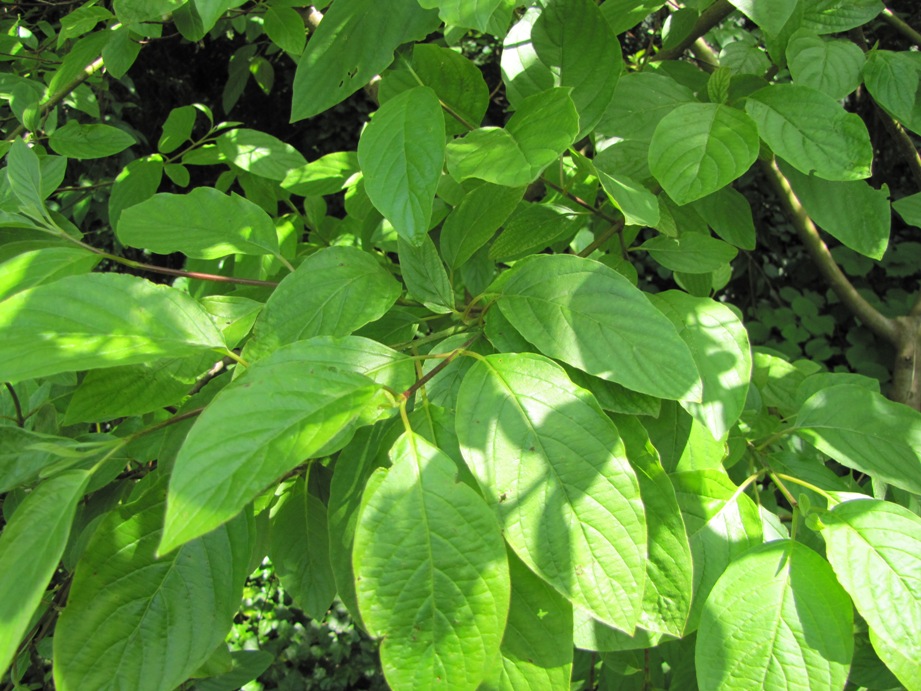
441,183,524,268
397,234,453,313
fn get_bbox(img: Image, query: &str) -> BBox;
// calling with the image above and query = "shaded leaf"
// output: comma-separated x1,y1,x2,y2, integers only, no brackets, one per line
456,353,646,632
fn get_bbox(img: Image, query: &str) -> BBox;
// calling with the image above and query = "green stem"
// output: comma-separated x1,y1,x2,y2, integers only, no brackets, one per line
400,334,481,400
125,407,205,443
772,472,839,505
881,7,921,47
3,382,25,427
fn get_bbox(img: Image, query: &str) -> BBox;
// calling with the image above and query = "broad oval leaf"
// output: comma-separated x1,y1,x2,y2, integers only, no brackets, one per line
794,385,921,495
54,474,253,691
0,273,226,384
160,337,407,552
353,432,509,691
821,498,921,691
280,151,360,196
696,540,853,691
787,34,864,100
118,187,281,260
648,103,759,205
779,161,890,259
440,182,524,269
862,50,921,135
417,0,505,32
358,86,445,245
0,470,89,678
745,84,873,181
691,186,757,250
531,0,622,138
649,291,752,441
456,352,647,632
48,120,136,159
215,128,307,181
290,0,439,121
493,253,700,401
596,168,659,227
640,232,738,274
243,246,401,362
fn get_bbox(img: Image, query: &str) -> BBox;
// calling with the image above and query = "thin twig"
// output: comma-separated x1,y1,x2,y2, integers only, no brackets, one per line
400,334,480,400
651,0,735,62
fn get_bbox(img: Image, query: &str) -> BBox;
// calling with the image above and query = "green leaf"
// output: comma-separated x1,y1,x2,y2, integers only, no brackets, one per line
64,352,216,424
671,469,763,633
54,474,253,691
696,540,853,691
379,44,489,135
108,155,164,231
787,33,864,100
745,84,873,180
493,254,700,400
417,0,505,31
486,551,573,690
161,337,407,552
0,247,99,301
488,201,581,261
648,103,759,205
778,160,889,259
397,234,453,313
243,246,400,362
821,499,921,691
118,187,281,260
0,273,225,384
263,5,306,55
215,128,307,181
358,86,445,245
158,105,197,154
640,232,738,274
649,291,752,441
727,0,798,34
456,353,646,632
6,138,49,222
794,385,921,495
268,477,336,620
596,168,659,227
596,71,696,143
112,0,186,24
440,182,524,268
353,432,509,690
801,0,883,34
691,186,756,250
101,25,141,78
280,151,360,196
893,191,921,228
599,0,667,34
615,415,693,636
862,50,921,135
446,87,579,187
327,424,388,623
531,0,623,137
500,8,554,106
290,0,439,121
48,120,135,160
0,470,89,678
